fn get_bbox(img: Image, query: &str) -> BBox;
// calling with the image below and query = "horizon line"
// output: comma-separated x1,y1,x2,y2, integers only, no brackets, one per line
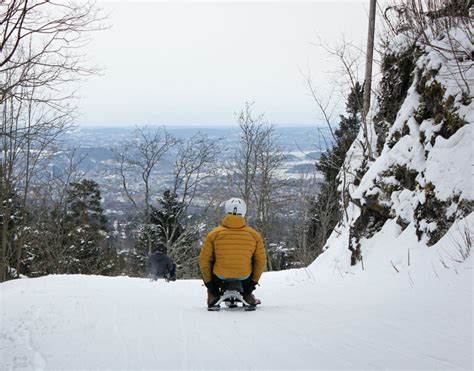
77,123,332,129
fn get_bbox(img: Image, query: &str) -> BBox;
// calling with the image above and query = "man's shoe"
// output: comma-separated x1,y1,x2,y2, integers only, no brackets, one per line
207,292,220,307
242,293,258,306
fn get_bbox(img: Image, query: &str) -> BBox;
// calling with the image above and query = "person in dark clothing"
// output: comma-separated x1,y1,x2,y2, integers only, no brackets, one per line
148,244,176,281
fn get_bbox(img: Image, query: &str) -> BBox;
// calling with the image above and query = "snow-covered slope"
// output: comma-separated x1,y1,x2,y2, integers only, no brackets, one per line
1,245,472,370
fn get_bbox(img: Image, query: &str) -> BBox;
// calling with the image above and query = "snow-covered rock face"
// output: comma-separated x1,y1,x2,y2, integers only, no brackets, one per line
312,21,473,272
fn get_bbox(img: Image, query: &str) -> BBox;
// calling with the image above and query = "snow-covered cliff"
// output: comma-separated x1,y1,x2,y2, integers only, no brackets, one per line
310,20,473,276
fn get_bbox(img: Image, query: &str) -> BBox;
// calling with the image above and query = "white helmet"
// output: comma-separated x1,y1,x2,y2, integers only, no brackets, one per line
224,198,247,217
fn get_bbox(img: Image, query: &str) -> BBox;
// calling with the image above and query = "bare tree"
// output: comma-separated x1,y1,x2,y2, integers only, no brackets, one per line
1,1,104,103
123,133,219,278
0,1,105,281
114,126,176,255
172,134,218,212
307,38,374,161
252,126,286,266
232,102,267,206
230,102,286,271
165,134,218,273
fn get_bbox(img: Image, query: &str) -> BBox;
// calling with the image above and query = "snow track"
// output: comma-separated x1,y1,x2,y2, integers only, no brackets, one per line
0,262,471,370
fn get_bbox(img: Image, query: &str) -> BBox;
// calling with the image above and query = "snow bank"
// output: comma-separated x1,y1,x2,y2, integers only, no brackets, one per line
425,124,473,201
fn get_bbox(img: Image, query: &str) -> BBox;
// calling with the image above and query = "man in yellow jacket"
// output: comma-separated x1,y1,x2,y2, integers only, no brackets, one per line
199,198,267,308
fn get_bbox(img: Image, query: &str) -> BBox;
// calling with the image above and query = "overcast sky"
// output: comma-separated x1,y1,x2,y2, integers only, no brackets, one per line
77,1,370,127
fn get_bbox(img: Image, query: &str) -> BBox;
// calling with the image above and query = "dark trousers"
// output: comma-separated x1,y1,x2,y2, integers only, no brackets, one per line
165,263,177,281
208,275,255,295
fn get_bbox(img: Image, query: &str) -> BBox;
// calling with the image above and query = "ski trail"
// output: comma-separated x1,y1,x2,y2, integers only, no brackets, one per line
179,307,189,370
31,306,47,370
14,306,47,370
150,311,160,365
212,323,254,370
425,354,466,369
112,304,130,369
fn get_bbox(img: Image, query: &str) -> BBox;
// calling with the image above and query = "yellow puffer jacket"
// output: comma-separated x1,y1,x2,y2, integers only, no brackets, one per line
199,214,267,284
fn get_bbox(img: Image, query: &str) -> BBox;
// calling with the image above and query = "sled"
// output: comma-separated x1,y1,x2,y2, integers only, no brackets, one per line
207,280,260,312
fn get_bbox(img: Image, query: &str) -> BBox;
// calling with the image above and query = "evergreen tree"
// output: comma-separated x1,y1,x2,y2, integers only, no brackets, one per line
21,206,65,277
0,175,25,279
62,179,114,274
307,83,363,259
136,190,186,255
135,189,200,278
317,82,363,183
152,190,185,249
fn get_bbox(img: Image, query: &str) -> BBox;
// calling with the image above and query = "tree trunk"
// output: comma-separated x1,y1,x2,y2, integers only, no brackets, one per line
363,0,377,119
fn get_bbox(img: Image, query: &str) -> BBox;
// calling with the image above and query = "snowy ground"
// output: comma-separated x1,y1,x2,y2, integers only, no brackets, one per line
1,253,472,370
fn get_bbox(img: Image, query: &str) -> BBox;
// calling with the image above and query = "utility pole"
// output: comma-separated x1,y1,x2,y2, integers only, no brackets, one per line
363,0,377,120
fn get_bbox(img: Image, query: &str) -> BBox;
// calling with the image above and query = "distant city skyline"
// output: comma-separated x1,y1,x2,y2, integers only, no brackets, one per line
78,1,370,127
